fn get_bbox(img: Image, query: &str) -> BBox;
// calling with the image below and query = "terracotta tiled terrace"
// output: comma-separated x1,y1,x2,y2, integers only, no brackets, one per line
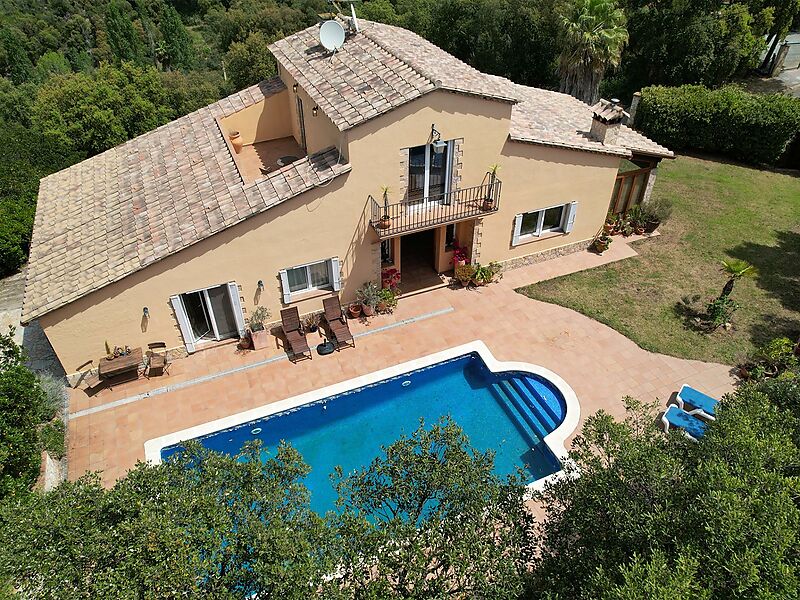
68,237,737,485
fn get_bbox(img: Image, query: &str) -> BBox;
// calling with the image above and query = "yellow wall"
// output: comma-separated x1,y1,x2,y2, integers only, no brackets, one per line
39,89,621,376
280,67,342,156
218,89,293,146
479,143,620,260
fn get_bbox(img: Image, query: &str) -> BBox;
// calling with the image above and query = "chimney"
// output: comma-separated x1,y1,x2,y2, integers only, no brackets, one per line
589,98,626,145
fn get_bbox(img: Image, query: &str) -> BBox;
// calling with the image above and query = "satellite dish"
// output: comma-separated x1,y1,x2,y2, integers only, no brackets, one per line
319,20,346,52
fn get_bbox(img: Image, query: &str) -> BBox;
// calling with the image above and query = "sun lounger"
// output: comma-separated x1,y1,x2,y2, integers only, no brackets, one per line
676,384,719,420
280,307,312,361
323,295,355,350
661,405,708,442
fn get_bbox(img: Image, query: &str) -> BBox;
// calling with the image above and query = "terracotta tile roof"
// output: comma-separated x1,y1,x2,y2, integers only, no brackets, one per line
21,78,350,323
492,76,673,159
269,19,517,131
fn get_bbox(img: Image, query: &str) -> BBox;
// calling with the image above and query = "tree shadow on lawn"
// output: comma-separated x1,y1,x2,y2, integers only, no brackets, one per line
728,230,800,345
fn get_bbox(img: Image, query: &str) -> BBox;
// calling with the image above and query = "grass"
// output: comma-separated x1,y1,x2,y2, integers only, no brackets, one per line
518,155,800,365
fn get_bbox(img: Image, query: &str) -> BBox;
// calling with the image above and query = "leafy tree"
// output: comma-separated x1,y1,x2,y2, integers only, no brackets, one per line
0,328,49,499
31,62,174,157
32,51,72,83
330,417,534,598
158,3,194,70
0,26,34,84
224,30,278,90
0,441,334,597
557,0,628,104
104,0,145,63
528,389,800,599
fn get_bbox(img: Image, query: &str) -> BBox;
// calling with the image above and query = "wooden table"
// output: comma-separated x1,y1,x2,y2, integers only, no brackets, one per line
98,347,142,383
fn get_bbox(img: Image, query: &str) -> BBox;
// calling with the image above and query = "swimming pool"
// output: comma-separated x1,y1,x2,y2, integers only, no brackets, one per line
146,342,579,514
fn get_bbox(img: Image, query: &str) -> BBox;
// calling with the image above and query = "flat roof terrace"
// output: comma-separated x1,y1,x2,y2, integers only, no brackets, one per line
234,137,307,183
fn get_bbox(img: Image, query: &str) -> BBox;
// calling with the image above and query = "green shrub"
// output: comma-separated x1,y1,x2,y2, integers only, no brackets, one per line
34,372,67,421
39,420,65,459
636,85,800,165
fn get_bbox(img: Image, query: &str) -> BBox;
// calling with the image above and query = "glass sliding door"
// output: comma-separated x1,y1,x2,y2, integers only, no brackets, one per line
407,145,427,207
427,142,449,200
180,284,239,344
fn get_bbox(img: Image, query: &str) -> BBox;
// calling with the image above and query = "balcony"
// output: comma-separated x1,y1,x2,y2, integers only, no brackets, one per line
369,176,502,239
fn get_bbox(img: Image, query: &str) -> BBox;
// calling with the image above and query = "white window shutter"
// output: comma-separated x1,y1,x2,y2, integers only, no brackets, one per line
226,282,246,337
564,201,578,233
279,269,292,304
330,257,342,291
511,214,523,246
170,295,196,353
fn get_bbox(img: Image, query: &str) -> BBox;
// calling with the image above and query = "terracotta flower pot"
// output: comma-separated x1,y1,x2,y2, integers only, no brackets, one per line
482,199,494,211
348,304,362,318
376,301,387,313
363,304,375,317
249,328,269,350
603,223,614,234
378,217,391,229
594,241,609,254
229,130,243,154
459,279,470,287
454,259,466,268
634,226,645,235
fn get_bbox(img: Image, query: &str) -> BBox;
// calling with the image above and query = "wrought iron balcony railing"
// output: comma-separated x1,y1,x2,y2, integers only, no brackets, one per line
369,175,501,238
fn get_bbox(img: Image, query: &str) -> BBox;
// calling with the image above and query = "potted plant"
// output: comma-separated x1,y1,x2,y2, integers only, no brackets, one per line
229,130,243,154
357,282,382,317
382,267,401,290
376,287,399,313
455,263,475,287
304,312,320,333
451,240,469,268
483,164,500,210
377,186,391,229
603,211,616,234
471,262,502,286
247,306,271,350
611,212,627,236
627,206,646,235
592,230,612,254
348,302,363,319
641,197,672,233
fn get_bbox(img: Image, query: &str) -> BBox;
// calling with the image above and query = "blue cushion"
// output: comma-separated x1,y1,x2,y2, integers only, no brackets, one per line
665,405,707,439
679,385,719,417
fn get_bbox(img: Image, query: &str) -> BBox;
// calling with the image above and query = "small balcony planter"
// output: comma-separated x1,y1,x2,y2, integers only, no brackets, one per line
378,216,391,229
377,186,392,229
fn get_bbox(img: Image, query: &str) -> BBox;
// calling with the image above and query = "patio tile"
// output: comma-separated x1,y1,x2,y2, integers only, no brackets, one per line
66,240,737,486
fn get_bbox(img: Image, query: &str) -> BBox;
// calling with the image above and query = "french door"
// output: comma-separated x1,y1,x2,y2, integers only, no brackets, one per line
170,283,245,353
407,141,453,210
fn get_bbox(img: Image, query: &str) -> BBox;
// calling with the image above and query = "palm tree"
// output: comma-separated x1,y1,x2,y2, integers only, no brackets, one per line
720,259,758,298
557,0,628,105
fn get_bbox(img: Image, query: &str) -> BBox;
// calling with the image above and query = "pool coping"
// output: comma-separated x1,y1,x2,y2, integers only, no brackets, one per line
143,340,581,492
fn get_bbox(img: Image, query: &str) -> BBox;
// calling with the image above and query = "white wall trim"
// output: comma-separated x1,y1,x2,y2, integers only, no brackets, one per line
144,341,580,493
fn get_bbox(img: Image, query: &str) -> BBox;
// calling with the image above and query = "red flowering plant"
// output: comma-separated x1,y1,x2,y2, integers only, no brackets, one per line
451,240,470,265
381,267,401,292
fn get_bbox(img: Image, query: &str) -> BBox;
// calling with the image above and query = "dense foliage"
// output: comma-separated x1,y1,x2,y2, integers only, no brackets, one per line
0,328,61,498
528,382,800,599
0,418,533,597
636,84,800,165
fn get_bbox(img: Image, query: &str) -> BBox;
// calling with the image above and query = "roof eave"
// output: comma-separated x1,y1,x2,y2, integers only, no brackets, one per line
508,134,633,158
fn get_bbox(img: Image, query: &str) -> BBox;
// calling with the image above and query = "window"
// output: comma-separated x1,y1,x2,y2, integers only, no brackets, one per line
279,258,341,304
445,224,456,250
512,202,578,246
381,239,394,265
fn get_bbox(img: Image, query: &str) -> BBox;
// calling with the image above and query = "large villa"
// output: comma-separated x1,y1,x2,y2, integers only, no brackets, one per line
22,18,735,495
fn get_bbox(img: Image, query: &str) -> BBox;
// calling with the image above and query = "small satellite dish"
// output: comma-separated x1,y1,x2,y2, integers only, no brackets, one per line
319,20,346,52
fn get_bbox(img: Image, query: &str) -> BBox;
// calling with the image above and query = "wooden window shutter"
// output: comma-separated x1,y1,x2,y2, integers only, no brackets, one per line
279,269,292,304
564,201,578,233
511,214,523,246
170,295,196,353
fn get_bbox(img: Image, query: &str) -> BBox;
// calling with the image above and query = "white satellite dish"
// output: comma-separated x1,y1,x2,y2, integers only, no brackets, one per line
319,20,346,52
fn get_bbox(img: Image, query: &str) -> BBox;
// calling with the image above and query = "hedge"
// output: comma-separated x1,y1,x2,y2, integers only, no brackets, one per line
636,85,800,165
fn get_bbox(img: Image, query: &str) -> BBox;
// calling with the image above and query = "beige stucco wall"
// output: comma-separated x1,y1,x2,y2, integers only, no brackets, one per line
39,88,620,376
478,143,621,262
279,67,342,156
218,89,293,146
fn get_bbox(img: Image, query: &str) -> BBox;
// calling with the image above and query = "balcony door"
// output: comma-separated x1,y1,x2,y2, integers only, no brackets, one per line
407,141,453,211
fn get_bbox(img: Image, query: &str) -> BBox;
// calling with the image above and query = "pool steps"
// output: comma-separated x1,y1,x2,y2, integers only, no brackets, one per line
490,376,567,446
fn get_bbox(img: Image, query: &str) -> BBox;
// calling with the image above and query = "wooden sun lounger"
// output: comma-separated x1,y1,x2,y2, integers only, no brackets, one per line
280,307,312,361
323,296,355,350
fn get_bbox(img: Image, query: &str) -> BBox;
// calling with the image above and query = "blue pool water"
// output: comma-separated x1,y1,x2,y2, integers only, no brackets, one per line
162,353,567,514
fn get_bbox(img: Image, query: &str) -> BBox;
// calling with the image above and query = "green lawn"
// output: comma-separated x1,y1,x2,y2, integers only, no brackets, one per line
518,155,800,365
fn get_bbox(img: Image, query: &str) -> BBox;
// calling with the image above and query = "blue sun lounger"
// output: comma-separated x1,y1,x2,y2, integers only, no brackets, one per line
661,405,708,442
676,384,719,420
